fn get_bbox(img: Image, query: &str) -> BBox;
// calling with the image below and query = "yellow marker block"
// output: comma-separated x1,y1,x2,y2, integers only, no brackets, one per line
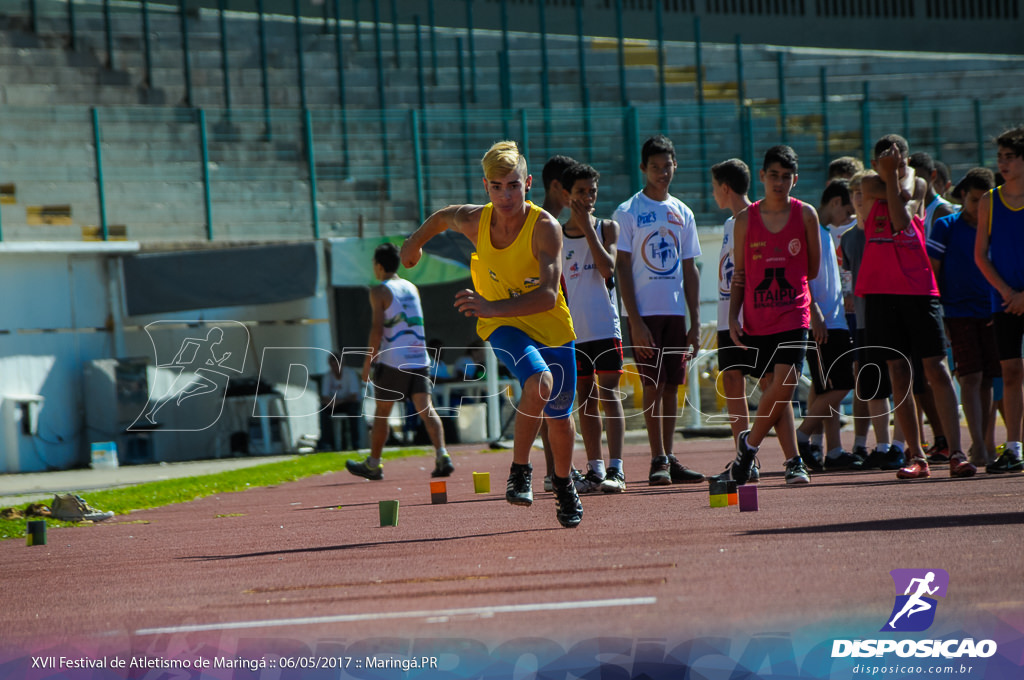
473,472,490,494
709,494,729,508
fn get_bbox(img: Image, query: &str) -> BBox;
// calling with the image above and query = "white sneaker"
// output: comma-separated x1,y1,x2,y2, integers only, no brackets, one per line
51,494,114,522
600,467,626,493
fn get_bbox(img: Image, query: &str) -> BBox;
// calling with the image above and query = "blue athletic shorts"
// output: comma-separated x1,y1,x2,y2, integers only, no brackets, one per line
486,325,576,419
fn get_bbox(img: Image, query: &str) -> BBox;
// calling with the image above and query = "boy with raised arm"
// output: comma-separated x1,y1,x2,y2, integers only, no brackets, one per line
400,141,584,528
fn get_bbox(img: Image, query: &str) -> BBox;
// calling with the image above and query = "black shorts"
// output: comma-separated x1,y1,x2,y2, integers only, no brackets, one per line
946,317,1001,377
717,329,753,376
740,328,810,381
575,337,624,377
632,315,690,386
371,363,431,402
808,328,856,394
864,294,947,361
993,312,1024,361
855,328,894,401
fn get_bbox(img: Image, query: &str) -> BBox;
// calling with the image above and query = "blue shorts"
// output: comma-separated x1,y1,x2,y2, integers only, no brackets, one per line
487,326,576,419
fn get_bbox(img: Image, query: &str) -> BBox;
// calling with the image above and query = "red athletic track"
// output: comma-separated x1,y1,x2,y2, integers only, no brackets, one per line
2,428,1022,658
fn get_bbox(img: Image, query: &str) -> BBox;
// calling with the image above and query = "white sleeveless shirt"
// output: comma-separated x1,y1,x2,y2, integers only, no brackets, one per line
562,221,621,344
378,278,429,369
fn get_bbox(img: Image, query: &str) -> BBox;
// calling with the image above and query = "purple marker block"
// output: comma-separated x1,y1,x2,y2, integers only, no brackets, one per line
738,484,758,512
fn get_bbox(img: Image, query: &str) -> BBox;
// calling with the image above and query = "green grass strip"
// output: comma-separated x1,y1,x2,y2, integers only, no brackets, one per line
0,448,431,540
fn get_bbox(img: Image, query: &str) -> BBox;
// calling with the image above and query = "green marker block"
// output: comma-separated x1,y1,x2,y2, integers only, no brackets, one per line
379,500,399,527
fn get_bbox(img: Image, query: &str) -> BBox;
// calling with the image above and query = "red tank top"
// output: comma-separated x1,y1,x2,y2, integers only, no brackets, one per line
854,200,939,297
742,198,811,335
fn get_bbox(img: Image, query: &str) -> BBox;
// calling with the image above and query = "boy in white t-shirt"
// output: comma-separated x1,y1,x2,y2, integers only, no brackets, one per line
615,135,704,486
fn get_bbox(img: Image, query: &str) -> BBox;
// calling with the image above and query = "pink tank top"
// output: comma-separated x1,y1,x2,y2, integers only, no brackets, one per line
742,198,811,335
854,199,939,297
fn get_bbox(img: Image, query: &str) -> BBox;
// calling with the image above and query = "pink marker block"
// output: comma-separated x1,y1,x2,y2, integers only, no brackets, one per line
738,484,758,512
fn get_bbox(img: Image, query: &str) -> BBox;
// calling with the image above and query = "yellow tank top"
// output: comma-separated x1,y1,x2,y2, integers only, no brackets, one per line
471,202,575,347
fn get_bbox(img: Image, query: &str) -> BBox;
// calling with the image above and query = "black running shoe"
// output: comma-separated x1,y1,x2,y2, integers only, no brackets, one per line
667,454,705,483
552,476,583,528
648,456,672,486
346,458,383,480
986,449,1023,474
733,430,758,485
798,439,824,472
506,462,534,506
431,454,455,478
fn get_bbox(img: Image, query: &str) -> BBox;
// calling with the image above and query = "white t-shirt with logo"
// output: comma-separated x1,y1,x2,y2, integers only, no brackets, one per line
614,191,702,318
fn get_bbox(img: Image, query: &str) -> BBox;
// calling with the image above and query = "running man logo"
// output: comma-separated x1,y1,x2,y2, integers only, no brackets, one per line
129,321,249,432
881,568,949,632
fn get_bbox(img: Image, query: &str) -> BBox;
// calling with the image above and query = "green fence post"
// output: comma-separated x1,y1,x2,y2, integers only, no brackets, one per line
390,0,400,67
695,17,708,211
353,0,360,50
466,0,476,104
28,0,37,34
178,0,192,107
257,0,271,140
820,67,829,166
694,16,704,109
333,0,348,174
500,49,511,140
902,95,910,140
615,0,627,107
457,37,472,203
294,0,308,112
67,0,76,52
735,34,745,109
415,15,430,207
304,109,320,238
974,99,984,167
218,0,231,118
500,0,509,60
742,104,755,175
103,0,114,69
538,0,551,154
374,1,390,198
777,52,787,145
198,108,213,240
141,0,153,87
861,81,871,166
91,108,108,241
412,110,425,224
627,106,640,192
426,0,437,82
575,0,591,145
932,109,942,163
519,109,529,161
656,0,666,132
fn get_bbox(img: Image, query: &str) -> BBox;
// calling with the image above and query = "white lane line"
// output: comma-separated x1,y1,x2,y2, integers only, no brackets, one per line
135,596,657,636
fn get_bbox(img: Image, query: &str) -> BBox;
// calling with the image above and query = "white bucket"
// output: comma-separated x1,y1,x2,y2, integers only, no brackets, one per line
456,403,488,443
90,441,119,470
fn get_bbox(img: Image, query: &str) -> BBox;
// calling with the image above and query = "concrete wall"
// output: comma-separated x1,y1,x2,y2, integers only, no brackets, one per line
0,240,333,472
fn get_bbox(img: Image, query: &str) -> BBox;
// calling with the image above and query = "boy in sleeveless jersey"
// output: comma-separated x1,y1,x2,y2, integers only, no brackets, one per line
974,126,1024,474
928,167,1000,468
400,141,585,528
723,145,821,485
858,134,974,479
346,243,452,481
560,162,627,494
615,135,705,486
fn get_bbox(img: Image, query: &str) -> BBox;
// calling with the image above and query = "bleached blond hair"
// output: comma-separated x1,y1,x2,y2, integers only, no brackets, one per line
481,140,528,180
